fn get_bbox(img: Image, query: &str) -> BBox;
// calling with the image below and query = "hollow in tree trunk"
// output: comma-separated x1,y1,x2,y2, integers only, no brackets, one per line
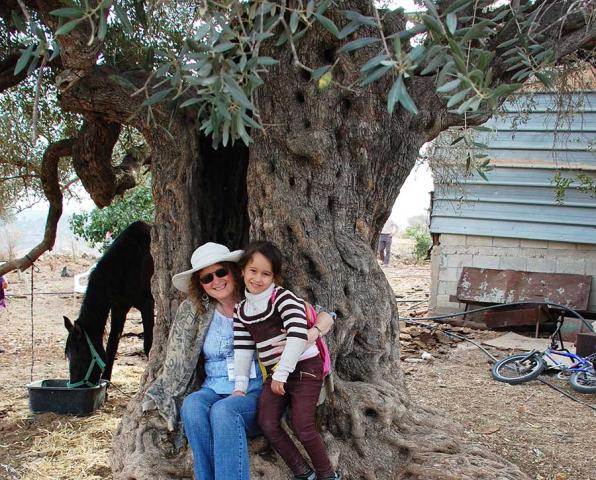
111,3,529,479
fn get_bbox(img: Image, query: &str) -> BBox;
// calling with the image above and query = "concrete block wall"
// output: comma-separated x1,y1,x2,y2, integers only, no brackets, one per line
429,234,596,313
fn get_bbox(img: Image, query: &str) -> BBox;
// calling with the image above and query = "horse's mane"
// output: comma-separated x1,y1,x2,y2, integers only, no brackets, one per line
77,221,152,335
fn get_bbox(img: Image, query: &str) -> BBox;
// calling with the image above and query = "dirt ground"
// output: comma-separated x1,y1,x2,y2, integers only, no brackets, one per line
0,255,145,480
0,254,594,480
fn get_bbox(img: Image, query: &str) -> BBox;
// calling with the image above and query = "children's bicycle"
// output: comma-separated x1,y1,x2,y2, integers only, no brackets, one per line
491,319,596,394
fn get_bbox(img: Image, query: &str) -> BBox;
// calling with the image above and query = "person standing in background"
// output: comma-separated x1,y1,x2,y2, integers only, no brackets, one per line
378,217,398,267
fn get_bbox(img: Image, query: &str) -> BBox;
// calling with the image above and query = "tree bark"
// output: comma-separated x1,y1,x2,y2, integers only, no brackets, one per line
241,9,529,477
110,3,528,478
110,115,250,480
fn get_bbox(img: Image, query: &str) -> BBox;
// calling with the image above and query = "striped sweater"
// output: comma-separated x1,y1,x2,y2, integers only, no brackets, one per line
233,286,308,392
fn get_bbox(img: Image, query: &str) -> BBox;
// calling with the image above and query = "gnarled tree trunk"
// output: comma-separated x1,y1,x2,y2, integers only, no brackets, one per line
110,4,528,479
111,119,250,479
242,10,528,478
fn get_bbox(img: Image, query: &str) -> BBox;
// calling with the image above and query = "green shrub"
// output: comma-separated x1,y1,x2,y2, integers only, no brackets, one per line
404,224,431,261
70,177,154,251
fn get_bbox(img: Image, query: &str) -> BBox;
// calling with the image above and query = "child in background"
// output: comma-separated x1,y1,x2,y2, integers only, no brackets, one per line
232,241,340,480
0,275,7,311
0,275,5,353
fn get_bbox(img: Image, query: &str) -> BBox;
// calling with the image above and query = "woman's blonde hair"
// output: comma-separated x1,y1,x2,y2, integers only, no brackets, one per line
188,261,242,314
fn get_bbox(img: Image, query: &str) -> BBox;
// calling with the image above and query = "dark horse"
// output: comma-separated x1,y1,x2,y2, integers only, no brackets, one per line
64,221,154,386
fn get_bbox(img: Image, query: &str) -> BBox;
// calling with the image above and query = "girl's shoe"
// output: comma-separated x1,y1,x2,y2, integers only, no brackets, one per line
294,469,316,480
319,472,341,480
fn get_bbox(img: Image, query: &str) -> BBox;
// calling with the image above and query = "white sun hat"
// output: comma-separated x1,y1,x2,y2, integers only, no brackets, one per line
172,242,243,293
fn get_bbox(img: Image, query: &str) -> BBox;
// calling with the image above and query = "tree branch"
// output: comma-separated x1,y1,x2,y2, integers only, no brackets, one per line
58,66,151,127
490,0,596,80
114,150,150,196
420,0,596,135
0,138,74,275
0,52,31,92
71,118,122,208
70,117,148,208
554,20,596,60
0,50,61,93
34,0,101,72
0,155,41,173
0,0,36,20
0,173,39,182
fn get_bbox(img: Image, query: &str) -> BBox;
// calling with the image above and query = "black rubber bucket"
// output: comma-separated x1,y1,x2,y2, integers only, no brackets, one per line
27,379,108,416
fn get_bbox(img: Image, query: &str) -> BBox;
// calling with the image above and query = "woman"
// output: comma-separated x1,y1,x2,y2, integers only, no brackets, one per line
142,242,334,480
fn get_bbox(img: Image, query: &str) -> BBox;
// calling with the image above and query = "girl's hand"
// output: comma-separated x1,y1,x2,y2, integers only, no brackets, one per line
231,390,246,397
271,380,286,395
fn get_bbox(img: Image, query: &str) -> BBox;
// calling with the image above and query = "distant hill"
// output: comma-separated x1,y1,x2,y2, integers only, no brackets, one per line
1,207,99,259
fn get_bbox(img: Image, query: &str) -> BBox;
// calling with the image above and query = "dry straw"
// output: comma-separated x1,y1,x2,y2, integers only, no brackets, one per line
4,365,143,480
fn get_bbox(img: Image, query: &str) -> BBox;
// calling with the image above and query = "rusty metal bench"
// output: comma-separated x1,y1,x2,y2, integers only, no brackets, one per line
450,267,592,335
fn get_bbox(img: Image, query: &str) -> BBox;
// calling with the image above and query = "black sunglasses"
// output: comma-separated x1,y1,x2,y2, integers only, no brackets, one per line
199,267,229,285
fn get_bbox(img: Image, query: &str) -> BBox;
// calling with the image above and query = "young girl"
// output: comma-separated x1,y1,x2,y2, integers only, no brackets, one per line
0,275,7,311
233,241,340,480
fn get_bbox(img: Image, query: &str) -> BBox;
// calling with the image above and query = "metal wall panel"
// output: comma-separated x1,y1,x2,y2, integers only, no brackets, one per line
430,92,596,244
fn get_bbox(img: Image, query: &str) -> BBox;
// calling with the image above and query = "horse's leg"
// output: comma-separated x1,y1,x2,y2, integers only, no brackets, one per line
103,305,128,381
139,294,154,355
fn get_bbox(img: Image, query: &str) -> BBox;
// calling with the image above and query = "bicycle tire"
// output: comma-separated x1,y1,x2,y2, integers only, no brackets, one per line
569,368,596,394
492,353,545,385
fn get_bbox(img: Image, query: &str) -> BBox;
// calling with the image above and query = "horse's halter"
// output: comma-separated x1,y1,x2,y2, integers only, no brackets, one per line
67,331,107,388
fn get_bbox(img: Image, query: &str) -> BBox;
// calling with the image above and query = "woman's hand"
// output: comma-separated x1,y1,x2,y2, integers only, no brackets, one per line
271,380,286,395
306,326,319,344
314,311,334,337
231,390,246,397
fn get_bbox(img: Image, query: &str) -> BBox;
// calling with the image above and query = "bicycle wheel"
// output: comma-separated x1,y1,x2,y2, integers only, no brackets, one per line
492,353,545,385
569,368,596,394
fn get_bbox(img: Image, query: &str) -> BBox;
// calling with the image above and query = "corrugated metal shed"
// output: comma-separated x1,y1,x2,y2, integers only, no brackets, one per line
430,91,596,244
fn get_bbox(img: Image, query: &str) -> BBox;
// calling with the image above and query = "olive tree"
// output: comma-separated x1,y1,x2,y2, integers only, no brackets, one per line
0,1,593,478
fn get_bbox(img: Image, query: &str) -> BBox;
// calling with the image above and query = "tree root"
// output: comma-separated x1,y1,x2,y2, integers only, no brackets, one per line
111,396,193,480
309,379,528,480
394,404,530,480
112,378,529,480
0,139,73,276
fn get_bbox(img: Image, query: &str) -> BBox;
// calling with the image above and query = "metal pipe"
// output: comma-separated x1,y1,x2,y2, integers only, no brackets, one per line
399,301,594,332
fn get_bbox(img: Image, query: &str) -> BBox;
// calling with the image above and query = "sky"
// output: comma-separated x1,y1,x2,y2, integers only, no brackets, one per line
392,160,434,229
388,1,421,11
6,157,433,255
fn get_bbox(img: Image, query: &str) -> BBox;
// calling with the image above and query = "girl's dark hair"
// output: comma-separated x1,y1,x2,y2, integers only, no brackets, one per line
239,241,283,278
188,261,242,314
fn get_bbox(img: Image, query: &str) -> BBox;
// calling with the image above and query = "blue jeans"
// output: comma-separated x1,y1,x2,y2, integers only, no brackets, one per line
180,388,260,480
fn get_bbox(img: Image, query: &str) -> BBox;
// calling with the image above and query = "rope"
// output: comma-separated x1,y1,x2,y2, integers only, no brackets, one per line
536,377,596,412
7,291,84,296
28,261,40,382
30,264,34,382
105,380,133,399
